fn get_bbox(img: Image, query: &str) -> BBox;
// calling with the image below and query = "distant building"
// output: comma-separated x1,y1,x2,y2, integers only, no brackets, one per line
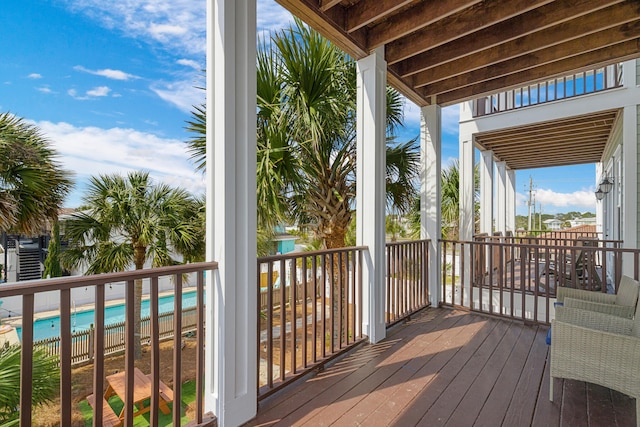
543,219,563,231
569,217,597,228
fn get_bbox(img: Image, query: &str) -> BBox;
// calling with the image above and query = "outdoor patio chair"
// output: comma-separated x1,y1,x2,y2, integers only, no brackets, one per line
550,302,640,427
556,274,639,319
548,237,602,290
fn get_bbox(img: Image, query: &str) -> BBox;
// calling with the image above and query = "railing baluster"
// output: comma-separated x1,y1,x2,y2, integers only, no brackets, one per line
172,275,183,427
60,288,72,426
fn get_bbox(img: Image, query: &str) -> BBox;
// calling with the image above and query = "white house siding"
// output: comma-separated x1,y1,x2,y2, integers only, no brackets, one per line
637,104,640,246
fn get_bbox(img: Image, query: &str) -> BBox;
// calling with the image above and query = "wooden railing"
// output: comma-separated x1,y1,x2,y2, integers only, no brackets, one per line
473,63,623,117
256,247,366,399
256,241,431,399
385,240,430,326
0,262,216,427
441,237,638,325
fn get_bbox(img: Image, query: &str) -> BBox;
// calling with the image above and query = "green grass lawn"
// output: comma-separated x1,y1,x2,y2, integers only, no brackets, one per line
79,380,197,426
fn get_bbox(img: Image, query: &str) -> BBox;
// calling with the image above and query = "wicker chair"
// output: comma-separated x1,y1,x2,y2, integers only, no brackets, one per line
556,274,639,319
550,302,640,426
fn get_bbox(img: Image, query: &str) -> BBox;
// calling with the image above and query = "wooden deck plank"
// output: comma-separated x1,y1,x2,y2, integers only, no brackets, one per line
326,311,482,426
531,351,560,427
501,326,550,426
561,379,589,426
384,317,500,426
610,389,637,427
250,308,458,425
443,321,524,427
422,320,515,426
245,308,635,427
294,312,479,426
587,382,616,426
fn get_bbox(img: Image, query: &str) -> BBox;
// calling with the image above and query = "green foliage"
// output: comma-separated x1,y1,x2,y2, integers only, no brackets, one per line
60,171,204,359
0,344,59,425
60,171,204,273
43,221,62,278
185,20,419,249
0,112,73,234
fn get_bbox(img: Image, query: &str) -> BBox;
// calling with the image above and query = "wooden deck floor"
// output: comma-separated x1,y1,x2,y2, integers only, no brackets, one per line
246,308,636,426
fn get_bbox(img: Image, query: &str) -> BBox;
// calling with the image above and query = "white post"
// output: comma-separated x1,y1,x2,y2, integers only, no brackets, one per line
206,1,257,425
459,137,475,306
479,150,494,234
356,46,386,344
421,104,442,307
506,169,516,234
496,161,507,234
622,104,638,268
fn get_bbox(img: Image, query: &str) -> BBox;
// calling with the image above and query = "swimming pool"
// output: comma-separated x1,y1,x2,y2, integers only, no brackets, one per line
17,291,198,341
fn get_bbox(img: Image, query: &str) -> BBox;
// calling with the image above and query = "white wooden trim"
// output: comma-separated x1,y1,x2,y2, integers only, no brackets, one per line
356,47,386,343
207,1,257,425
421,105,442,307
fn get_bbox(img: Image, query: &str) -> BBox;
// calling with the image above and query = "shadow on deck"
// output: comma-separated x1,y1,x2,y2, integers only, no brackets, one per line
246,308,636,426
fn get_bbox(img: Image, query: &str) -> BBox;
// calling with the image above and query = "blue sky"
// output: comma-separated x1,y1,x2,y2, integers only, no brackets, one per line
1,0,596,216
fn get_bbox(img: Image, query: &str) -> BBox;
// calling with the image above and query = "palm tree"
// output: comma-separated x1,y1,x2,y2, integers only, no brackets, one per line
0,112,73,235
0,344,59,426
187,20,420,248
61,171,204,359
407,160,479,240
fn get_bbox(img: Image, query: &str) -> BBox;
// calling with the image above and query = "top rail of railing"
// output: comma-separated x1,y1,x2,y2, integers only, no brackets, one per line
472,63,623,117
0,262,218,298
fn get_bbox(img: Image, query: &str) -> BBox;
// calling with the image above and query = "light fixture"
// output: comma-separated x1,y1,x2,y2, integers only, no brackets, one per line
595,188,605,200
599,175,614,194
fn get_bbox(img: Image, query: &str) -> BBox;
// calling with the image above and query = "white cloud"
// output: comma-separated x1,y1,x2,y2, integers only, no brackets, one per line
35,120,205,205
176,59,201,70
149,22,187,37
28,73,43,79
257,0,294,34
151,80,202,113
86,86,111,97
74,65,138,81
516,188,596,213
36,86,54,94
63,0,206,55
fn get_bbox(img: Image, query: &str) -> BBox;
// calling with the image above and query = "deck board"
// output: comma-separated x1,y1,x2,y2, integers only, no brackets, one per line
246,308,636,427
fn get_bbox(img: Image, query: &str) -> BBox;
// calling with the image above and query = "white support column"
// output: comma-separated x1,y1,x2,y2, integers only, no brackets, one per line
479,150,494,234
206,1,257,425
459,137,474,306
506,169,516,234
622,104,638,267
421,104,442,308
496,161,507,234
356,46,386,344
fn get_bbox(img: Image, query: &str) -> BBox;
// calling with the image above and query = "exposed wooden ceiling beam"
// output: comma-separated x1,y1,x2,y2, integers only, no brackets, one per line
416,22,640,91
319,0,343,12
385,0,553,64
345,0,416,33
478,120,616,142
508,157,600,170
480,132,613,148
359,0,482,48
410,7,638,87
434,40,640,105
275,0,368,59
393,0,626,77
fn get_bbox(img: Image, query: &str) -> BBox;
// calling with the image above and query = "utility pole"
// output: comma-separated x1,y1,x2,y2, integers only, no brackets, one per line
527,176,533,231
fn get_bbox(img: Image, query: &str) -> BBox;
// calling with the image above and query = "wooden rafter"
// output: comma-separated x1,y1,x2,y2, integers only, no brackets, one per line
393,0,626,77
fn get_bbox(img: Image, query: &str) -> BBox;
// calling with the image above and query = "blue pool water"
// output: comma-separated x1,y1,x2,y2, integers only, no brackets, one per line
18,291,198,341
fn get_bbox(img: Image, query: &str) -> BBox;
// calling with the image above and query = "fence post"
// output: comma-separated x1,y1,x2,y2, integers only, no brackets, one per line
88,324,95,362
